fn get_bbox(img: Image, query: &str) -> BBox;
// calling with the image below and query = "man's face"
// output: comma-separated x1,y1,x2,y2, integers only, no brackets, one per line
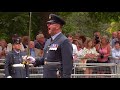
115,43,120,49
88,41,93,47
29,41,35,49
68,36,73,43
38,37,45,43
13,44,21,50
47,23,60,36
112,32,117,38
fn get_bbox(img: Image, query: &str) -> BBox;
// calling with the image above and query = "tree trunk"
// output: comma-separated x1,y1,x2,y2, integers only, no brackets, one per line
39,12,52,38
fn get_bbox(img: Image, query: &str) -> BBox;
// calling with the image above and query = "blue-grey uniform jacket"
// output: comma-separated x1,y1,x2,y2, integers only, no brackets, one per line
34,33,73,78
4,50,29,78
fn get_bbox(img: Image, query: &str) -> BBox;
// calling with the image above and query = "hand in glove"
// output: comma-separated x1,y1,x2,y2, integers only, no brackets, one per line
22,56,35,64
26,56,36,63
22,55,28,60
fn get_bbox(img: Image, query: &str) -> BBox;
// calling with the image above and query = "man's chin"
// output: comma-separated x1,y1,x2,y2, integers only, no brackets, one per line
16,49,21,51
48,31,52,35
49,33,53,36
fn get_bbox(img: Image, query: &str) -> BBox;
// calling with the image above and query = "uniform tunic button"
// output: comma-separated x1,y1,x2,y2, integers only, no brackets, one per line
46,51,48,53
45,58,47,60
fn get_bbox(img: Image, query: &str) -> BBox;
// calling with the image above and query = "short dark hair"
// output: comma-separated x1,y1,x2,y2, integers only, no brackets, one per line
66,33,73,38
115,41,120,45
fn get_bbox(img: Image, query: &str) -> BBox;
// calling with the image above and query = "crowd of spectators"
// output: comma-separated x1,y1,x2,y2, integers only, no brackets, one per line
1,30,120,75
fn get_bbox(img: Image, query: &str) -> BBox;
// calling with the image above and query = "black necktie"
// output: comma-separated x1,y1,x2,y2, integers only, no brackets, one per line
51,37,53,42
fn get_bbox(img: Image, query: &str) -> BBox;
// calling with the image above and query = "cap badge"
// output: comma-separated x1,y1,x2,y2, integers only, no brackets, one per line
49,15,51,19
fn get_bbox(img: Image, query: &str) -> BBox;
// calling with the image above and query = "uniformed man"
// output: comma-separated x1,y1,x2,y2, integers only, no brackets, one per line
4,37,29,78
27,14,73,78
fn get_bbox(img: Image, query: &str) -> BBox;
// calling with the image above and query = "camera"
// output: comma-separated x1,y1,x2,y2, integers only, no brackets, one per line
95,35,100,44
100,53,104,59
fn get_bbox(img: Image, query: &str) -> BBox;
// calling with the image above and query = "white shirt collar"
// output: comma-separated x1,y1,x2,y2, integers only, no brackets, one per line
14,49,20,53
51,32,61,40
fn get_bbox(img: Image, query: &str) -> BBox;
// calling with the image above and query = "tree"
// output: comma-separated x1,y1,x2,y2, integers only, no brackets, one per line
58,12,110,38
1,12,120,42
89,12,120,22
0,12,29,42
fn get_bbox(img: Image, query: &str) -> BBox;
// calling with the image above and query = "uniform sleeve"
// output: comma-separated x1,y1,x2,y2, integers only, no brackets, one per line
4,53,11,77
61,39,73,78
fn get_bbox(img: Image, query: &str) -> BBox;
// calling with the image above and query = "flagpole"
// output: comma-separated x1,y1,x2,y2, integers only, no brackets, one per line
28,12,32,56
22,12,32,65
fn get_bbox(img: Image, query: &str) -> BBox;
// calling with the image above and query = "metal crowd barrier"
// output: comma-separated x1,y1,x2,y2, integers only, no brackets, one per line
29,66,43,78
72,63,117,78
1,58,120,78
28,63,117,78
0,59,5,78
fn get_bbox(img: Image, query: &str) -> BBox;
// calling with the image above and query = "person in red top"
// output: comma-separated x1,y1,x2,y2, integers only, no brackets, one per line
95,35,111,74
96,35,111,63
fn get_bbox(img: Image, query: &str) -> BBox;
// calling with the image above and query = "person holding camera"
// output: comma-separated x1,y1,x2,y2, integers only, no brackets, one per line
96,35,111,63
95,35,111,74
93,31,101,46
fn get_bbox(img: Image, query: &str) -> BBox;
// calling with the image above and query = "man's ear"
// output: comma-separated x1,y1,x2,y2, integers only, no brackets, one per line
56,24,61,29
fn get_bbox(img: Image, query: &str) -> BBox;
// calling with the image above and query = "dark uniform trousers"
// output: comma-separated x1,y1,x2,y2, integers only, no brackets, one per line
34,33,73,78
43,65,59,78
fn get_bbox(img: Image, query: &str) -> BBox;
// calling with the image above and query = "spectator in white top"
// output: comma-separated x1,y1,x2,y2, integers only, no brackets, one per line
81,38,99,76
67,34,78,60
111,41,120,74
73,39,83,61
111,41,120,64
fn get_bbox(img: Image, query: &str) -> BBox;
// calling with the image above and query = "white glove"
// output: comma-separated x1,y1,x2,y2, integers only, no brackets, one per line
22,55,28,60
26,56,35,63
7,76,12,78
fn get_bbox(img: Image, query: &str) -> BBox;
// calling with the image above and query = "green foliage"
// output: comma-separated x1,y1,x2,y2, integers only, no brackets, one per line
89,12,120,22
107,21,120,34
0,12,29,42
1,12,120,43
59,12,110,38
88,12,120,36
0,33,9,41
0,12,41,42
